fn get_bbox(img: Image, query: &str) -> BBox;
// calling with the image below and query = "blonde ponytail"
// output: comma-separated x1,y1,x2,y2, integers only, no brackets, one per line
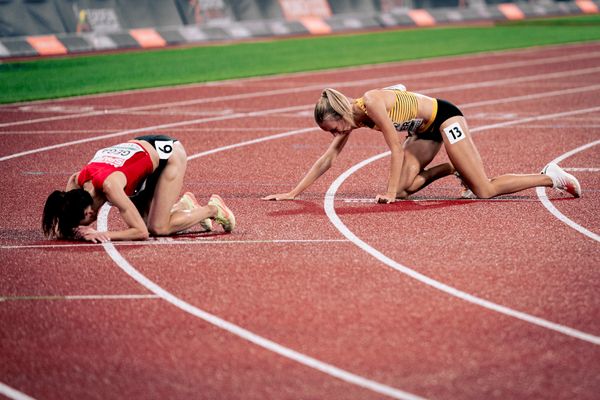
314,88,355,126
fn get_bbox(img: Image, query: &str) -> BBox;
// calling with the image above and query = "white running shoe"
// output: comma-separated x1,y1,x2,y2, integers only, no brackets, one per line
208,194,236,232
541,163,581,198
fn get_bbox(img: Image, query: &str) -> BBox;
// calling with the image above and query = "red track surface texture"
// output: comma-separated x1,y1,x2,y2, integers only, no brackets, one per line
1,42,599,400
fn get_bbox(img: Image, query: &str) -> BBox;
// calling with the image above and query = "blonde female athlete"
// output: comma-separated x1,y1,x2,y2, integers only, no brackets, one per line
263,85,581,203
43,135,235,242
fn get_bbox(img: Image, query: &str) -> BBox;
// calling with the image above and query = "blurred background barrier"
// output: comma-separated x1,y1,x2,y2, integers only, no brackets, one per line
0,0,598,57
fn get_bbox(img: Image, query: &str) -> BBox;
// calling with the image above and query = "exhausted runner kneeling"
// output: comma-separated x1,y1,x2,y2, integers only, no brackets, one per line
43,135,235,242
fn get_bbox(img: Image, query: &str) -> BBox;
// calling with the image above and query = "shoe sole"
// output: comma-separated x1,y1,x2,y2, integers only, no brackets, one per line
210,194,236,232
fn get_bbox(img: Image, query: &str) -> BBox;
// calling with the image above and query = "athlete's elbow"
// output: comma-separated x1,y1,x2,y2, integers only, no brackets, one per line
319,154,334,171
135,227,150,240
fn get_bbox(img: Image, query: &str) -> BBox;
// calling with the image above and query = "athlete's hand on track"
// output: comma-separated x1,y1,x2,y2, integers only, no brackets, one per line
262,193,296,201
375,193,396,204
75,226,111,243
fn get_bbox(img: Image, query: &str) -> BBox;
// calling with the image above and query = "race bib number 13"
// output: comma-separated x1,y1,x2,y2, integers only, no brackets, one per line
155,140,174,160
443,122,466,144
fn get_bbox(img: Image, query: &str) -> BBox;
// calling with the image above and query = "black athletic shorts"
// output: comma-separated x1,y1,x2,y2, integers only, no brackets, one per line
130,135,179,217
413,99,463,142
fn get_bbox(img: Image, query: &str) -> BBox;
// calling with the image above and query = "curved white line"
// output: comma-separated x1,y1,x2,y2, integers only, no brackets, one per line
27,47,599,396
94,130,425,399
323,151,600,346
0,383,36,400
4,64,600,163
3,49,598,128
536,140,600,242
97,206,423,400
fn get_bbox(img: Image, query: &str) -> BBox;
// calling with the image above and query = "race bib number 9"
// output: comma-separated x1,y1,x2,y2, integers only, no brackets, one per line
443,122,466,144
155,140,175,160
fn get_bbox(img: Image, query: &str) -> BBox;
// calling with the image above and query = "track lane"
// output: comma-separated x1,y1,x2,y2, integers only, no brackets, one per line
1,43,599,399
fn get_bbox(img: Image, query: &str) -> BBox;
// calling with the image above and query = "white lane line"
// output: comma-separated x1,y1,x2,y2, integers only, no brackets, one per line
0,294,159,302
324,154,600,346
0,82,600,139
2,49,599,128
460,83,600,108
188,127,318,160
0,127,295,135
5,61,598,130
0,104,312,162
87,102,597,397
469,105,600,132
421,66,600,95
97,206,424,400
0,239,349,250
7,47,597,398
536,140,600,243
0,383,36,400
0,113,239,162
3,67,600,164
91,132,425,398
564,167,600,172
324,108,600,346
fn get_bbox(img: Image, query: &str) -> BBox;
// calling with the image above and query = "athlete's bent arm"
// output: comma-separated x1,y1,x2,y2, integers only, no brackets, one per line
77,173,149,242
262,132,350,201
362,90,404,203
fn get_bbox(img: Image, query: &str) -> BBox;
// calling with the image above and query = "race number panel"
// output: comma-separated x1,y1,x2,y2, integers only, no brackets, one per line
155,140,175,160
443,122,466,144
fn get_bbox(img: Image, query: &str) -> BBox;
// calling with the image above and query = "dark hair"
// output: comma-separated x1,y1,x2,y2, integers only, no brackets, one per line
42,189,93,239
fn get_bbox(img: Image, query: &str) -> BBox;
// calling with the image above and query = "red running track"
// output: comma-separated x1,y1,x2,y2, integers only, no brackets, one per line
1,42,599,400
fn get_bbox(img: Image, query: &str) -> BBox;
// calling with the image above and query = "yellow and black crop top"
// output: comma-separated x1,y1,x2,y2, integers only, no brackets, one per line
355,89,437,134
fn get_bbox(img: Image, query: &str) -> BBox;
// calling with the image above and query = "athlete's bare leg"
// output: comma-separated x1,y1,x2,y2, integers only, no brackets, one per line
404,163,455,195
146,142,216,235
439,116,552,199
396,136,451,198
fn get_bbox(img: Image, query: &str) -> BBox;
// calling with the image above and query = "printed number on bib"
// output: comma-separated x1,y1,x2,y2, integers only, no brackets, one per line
155,140,174,160
443,122,466,144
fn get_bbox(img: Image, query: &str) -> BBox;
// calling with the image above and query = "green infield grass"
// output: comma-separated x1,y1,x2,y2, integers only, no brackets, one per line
1,14,599,103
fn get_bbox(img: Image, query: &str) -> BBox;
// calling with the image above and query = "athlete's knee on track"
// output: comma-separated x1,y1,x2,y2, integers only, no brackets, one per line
470,184,495,199
148,222,170,236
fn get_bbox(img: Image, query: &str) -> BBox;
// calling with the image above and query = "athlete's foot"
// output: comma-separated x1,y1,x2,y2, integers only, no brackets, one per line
208,194,236,233
541,163,581,198
176,192,213,231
